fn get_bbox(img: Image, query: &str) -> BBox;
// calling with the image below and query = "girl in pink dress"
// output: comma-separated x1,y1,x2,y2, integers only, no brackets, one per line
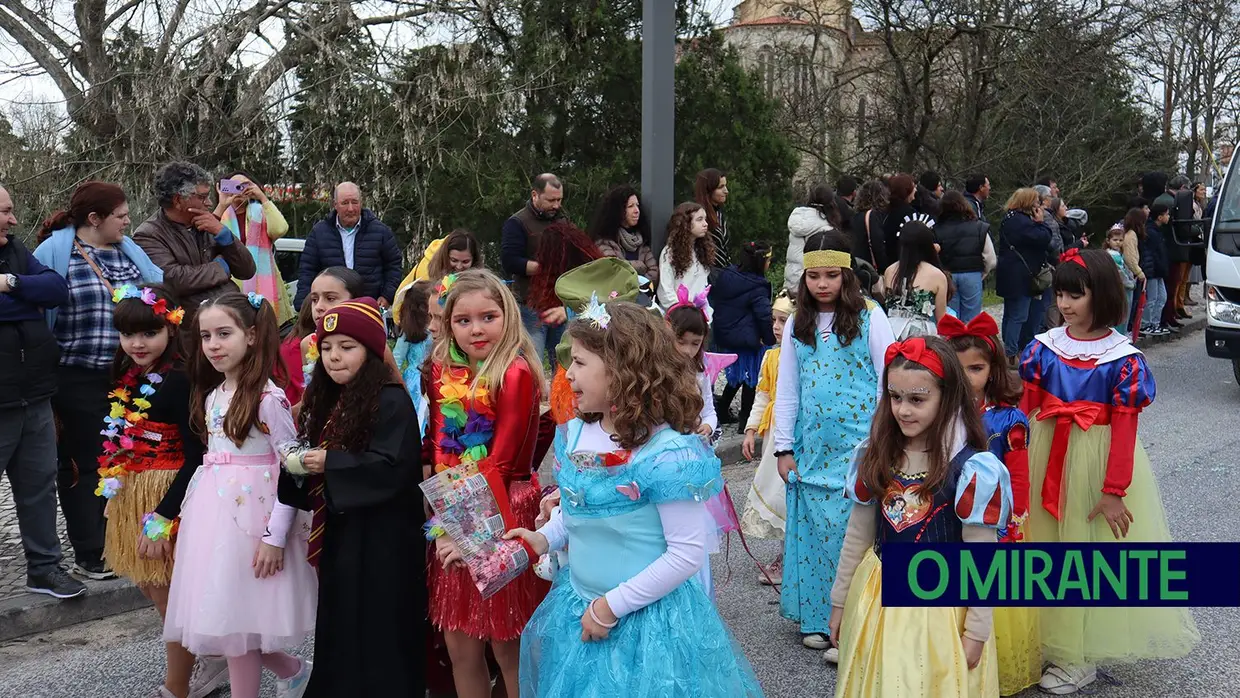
163,292,317,698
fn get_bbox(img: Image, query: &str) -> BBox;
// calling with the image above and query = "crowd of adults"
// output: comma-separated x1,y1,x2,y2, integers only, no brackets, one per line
0,159,1211,599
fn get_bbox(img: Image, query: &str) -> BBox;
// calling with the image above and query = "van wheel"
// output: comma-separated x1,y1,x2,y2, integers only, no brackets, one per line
1234,359,1240,385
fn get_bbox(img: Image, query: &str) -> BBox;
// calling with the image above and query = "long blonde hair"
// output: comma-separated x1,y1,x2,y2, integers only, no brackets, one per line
432,269,545,397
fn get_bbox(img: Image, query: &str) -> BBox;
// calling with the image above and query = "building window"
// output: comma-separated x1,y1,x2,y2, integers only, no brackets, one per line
856,96,868,146
758,47,776,96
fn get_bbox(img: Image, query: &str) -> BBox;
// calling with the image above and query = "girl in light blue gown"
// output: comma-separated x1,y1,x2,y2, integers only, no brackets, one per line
507,301,763,698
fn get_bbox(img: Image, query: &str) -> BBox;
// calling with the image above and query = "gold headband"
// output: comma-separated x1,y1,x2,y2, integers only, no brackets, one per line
802,250,852,269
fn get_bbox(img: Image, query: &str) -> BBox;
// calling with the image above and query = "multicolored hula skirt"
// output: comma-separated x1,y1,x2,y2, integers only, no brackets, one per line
102,421,183,586
428,477,549,641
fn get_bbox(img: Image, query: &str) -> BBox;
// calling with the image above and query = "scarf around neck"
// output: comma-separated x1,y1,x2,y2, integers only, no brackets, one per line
618,226,643,253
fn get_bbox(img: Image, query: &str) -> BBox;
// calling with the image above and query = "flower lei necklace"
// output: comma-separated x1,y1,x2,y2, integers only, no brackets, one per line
95,366,166,498
436,344,495,473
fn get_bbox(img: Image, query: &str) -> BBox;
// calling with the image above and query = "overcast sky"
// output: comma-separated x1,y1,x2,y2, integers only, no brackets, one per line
0,0,738,126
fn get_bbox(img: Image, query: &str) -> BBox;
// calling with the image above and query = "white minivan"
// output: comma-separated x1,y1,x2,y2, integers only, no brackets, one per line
1205,158,1240,383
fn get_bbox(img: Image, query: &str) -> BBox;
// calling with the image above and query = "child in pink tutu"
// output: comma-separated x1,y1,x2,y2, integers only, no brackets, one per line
163,291,317,698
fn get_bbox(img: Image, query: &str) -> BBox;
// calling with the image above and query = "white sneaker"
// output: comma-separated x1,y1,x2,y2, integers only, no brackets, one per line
802,633,830,650
276,658,313,698
1039,663,1097,695
822,647,840,664
187,657,229,698
758,560,783,586
144,686,176,698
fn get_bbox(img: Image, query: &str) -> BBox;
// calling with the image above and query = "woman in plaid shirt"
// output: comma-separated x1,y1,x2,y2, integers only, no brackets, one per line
34,181,164,582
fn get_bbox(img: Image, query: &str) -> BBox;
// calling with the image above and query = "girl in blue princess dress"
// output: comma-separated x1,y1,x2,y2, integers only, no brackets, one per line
772,231,894,658
501,301,763,698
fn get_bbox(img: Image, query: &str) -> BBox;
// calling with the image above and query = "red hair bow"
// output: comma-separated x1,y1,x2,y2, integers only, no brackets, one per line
1059,248,1086,267
884,337,945,378
937,313,1000,353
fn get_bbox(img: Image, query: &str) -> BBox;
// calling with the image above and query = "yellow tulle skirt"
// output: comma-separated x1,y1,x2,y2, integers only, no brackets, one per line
992,528,1041,696
1026,419,1199,666
836,549,999,698
103,469,179,586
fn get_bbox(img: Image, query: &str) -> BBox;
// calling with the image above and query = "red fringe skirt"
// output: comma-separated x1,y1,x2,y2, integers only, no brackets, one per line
428,477,549,641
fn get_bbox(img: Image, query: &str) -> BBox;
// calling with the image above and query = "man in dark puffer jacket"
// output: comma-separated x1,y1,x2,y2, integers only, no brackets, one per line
0,184,86,600
295,182,403,308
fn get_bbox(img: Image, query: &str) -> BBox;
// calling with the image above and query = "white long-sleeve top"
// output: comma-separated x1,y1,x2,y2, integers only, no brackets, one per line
657,246,711,309
771,307,895,452
698,371,718,431
537,421,709,618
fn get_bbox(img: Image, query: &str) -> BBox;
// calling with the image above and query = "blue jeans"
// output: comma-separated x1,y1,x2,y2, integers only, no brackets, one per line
1023,287,1052,346
1144,279,1167,330
949,271,984,322
520,304,565,370
1001,295,1031,357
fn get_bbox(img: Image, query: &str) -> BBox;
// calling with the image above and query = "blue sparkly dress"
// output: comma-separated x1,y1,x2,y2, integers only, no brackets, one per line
519,420,764,698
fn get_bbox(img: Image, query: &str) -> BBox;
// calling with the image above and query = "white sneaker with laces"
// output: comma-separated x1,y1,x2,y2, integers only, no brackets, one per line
822,647,840,664
187,657,229,698
802,633,830,650
143,686,176,698
276,658,313,698
1039,663,1097,695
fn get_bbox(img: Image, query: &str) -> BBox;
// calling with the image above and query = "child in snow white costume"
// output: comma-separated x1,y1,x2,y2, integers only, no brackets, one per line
940,311,1040,696
1019,249,1198,695
505,300,763,698
830,336,1012,697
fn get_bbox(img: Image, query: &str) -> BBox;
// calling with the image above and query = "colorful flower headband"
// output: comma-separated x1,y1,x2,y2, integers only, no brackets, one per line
435,273,458,307
112,285,185,325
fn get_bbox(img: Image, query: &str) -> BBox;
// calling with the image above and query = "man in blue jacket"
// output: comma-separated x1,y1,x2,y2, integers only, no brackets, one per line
295,182,403,308
0,185,86,600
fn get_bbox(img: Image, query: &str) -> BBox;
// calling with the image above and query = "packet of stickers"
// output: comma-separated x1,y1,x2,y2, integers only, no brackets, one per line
420,462,530,599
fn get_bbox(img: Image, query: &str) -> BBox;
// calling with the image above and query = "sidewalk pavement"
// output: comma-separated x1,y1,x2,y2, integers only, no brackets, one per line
0,297,1206,641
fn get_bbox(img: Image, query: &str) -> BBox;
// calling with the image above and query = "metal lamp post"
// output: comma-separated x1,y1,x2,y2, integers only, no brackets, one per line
643,0,675,255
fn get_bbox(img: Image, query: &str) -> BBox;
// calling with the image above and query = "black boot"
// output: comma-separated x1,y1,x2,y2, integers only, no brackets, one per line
717,383,740,424
737,384,756,434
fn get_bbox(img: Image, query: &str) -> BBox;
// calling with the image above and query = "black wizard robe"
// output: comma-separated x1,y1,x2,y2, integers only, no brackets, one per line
279,384,427,697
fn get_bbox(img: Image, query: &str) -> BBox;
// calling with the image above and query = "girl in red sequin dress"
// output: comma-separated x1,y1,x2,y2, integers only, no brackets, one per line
427,269,548,698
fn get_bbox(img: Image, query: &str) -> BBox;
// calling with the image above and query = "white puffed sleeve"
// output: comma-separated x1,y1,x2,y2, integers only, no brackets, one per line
953,451,1013,528
843,440,876,506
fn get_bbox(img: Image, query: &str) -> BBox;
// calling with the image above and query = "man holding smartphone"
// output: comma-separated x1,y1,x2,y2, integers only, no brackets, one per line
134,162,257,314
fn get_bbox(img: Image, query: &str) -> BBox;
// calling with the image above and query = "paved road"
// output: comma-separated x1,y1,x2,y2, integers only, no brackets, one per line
1,332,1235,697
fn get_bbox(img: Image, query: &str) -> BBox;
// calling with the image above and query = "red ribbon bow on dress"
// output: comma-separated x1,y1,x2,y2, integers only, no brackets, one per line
1035,395,1110,520
937,313,1000,353
883,337,945,378
1059,248,1087,267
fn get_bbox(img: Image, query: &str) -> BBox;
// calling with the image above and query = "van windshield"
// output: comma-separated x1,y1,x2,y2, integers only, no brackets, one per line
1214,165,1240,256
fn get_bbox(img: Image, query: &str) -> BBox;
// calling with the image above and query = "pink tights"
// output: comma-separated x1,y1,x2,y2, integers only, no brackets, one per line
225,650,301,698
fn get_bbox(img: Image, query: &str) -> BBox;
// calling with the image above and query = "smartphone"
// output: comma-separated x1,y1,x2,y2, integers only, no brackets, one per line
219,178,245,195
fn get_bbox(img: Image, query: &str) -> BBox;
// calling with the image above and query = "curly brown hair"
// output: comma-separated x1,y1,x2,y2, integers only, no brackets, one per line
666,202,715,277
566,303,703,450
298,352,392,451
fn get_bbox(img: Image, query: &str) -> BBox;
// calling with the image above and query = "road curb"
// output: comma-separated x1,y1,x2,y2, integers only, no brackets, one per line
0,578,150,643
